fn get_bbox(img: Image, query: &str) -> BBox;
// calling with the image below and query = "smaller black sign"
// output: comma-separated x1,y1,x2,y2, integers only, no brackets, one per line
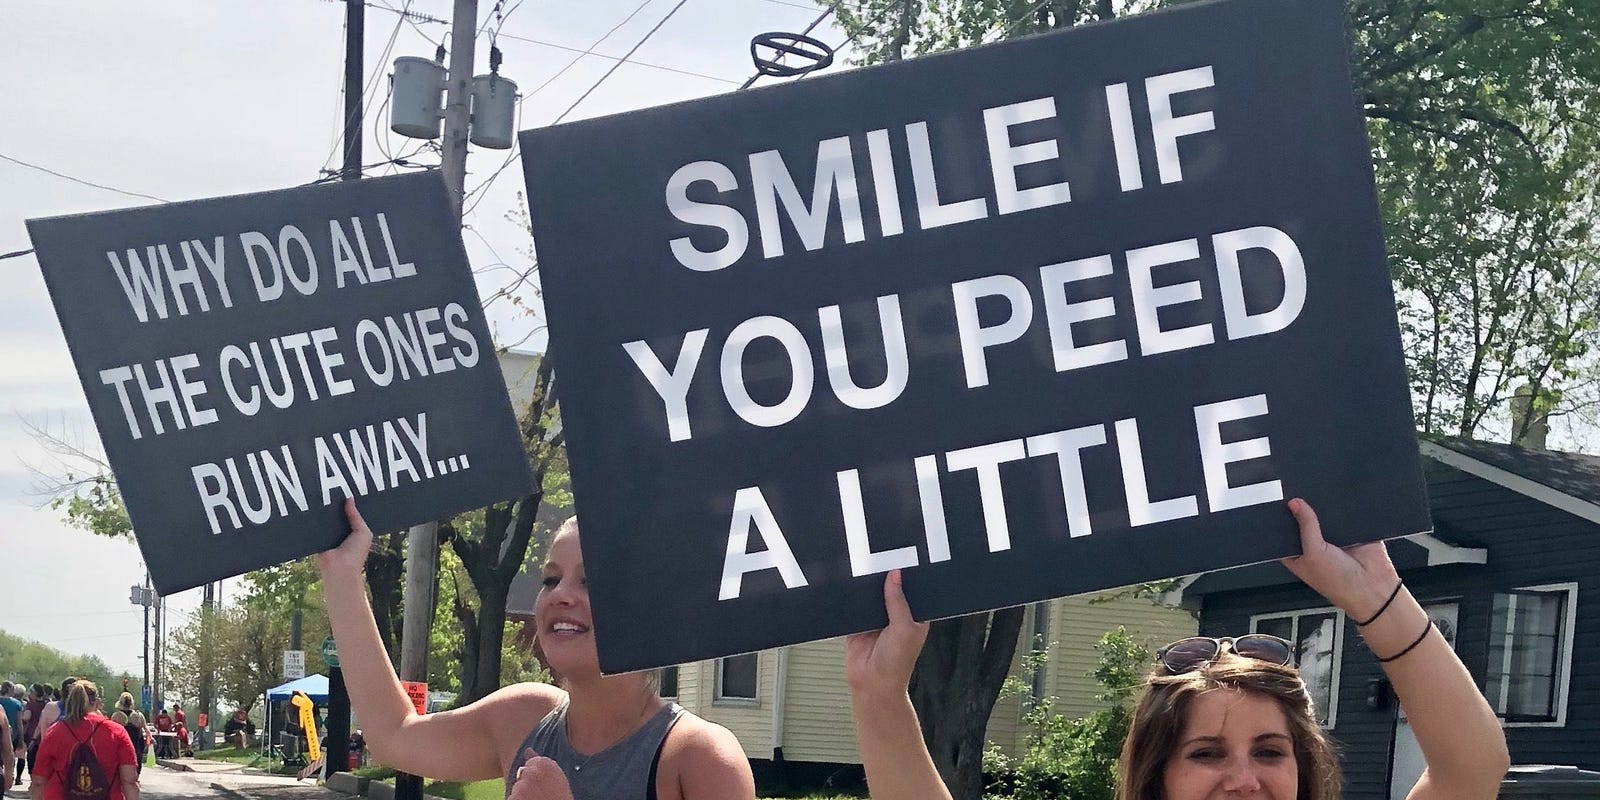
28,172,533,594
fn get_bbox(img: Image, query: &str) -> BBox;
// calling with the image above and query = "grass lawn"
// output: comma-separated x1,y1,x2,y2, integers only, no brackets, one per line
192,746,303,776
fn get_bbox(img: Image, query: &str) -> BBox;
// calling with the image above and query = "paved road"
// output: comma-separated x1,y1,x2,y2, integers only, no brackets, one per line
6,762,343,800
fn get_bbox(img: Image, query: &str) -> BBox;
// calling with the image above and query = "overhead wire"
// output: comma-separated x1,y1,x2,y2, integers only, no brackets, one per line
738,0,845,89
317,0,414,179
0,152,169,203
494,30,738,84
458,0,661,218
552,0,694,124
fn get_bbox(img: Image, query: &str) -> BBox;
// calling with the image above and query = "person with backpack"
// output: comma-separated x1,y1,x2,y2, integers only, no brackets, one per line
106,696,145,774
28,680,138,800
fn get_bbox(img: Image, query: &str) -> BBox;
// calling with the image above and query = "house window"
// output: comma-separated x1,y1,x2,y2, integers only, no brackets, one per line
1251,608,1343,727
1485,584,1577,726
658,666,678,699
1028,602,1051,706
716,653,759,703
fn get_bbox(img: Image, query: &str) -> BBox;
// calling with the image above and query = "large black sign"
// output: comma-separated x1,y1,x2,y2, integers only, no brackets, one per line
521,0,1430,673
28,172,533,594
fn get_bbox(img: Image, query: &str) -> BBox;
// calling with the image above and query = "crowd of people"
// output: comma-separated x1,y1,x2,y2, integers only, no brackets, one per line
0,679,144,800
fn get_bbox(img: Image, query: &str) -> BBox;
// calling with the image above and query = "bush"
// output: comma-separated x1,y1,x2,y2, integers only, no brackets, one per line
989,628,1150,800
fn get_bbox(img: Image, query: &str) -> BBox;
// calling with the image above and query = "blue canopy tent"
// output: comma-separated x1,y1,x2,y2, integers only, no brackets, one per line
266,674,328,702
260,675,328,763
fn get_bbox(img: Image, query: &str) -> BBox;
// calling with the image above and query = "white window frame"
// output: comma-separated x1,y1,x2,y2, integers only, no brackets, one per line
1490,582,1578,729
1249,606,1345,729
714,653,760,706
1028,601,1052,708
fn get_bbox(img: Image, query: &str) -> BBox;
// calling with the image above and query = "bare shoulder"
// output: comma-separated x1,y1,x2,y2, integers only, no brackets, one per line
452,681,565,769
658,713,754,800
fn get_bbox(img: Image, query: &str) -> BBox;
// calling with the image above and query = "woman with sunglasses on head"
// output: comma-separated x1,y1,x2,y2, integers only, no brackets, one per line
845,498,1510,800
317,502,755,800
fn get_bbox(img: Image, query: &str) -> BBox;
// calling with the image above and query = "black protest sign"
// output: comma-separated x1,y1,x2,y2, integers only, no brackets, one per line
28,172,532,595
520,0,1430,673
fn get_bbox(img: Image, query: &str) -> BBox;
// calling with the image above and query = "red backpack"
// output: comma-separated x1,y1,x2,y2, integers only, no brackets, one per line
63,721,113,800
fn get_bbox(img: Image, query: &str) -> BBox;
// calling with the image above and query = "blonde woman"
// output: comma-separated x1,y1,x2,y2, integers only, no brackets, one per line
29,681,139,800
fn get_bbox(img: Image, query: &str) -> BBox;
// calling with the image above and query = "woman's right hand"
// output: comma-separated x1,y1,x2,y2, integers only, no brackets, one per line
844,570,929,703
316,499,374,579
1278,498,1402,622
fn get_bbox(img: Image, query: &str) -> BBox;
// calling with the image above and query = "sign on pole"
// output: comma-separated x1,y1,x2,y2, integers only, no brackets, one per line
284,650,306,680
401,681,428,716
26,172,534,595
320,635,340,669
520,0,1430,672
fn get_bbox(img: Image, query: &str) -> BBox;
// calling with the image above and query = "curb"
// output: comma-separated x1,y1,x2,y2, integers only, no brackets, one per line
209,784,252,800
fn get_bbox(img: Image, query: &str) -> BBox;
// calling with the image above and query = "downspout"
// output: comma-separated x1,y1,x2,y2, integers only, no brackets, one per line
770,648,789,762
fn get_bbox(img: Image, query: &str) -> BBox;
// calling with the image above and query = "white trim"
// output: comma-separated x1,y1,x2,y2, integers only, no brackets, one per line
1492,582,1579,728
714,653,761,706
1159,574,1203,608
769,648,788,756
1420,441,1600,525
1249,606,1346,729
1399,532,1487,565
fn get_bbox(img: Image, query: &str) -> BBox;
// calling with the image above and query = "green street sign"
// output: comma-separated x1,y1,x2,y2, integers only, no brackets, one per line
320,635,339,668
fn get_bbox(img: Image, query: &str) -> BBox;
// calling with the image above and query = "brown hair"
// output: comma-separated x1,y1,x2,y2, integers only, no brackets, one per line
65,680,101,723
1116,653,1341,800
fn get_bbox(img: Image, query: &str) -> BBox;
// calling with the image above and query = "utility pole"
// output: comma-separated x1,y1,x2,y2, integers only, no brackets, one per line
324,0,364,779
398,4,474,798
198,582,215,749
142,573,151,715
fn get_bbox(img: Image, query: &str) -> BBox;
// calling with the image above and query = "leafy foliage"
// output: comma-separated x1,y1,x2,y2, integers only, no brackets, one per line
0,629,130,692
986,628,1151,800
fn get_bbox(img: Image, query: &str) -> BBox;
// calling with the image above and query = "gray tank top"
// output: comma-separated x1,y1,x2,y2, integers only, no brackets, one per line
505,700,683,800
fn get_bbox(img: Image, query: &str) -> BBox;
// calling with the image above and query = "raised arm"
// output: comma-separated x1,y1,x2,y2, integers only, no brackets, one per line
316,500,559,781
1280,499,1510,800
844,571,950,800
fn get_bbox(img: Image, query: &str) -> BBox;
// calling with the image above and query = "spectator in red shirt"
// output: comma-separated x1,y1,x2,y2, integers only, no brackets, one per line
29,681,138,800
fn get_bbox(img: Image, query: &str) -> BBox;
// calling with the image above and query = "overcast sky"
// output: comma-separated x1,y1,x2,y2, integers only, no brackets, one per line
1,0,849,678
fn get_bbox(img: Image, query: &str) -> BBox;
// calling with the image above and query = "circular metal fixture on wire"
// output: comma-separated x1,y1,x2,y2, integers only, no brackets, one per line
750,32,836,78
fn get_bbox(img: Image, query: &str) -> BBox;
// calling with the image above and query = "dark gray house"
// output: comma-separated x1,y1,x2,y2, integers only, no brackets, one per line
1178,437,1598,800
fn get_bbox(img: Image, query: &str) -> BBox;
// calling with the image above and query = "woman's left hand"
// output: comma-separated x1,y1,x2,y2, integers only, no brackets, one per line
1279,498,1402,621
845,570,929,702
509,750,573,800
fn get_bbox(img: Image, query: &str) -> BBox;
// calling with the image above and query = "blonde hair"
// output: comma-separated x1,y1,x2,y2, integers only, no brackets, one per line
65,680,101,723
1116,654,1341,800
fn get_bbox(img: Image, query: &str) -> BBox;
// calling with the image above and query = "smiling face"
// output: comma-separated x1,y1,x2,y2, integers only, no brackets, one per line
534,523,598,677
1160,689,1300,800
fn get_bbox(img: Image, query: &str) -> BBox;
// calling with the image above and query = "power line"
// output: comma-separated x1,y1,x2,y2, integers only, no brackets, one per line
494,30,738,84
458,0,661,217
317,0,415,178
0,152,169,203
753,0,827,10
1,248,36,262
553,0,694,124
739,0,844,89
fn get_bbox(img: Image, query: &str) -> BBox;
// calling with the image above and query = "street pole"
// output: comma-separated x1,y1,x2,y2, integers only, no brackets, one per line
199,582,215,750
142,573,151,715
397,4,474,798
439,0,477,214
325,0,364,777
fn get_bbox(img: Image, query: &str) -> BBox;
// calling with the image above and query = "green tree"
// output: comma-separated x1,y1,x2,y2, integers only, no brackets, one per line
441,352,570,704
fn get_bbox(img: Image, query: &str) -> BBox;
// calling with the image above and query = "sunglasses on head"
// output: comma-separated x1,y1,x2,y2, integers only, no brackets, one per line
1157,634,1294,674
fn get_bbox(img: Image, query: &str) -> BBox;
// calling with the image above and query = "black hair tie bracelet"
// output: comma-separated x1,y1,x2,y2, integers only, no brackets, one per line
1356,580,1405,627
1377,620,1434,664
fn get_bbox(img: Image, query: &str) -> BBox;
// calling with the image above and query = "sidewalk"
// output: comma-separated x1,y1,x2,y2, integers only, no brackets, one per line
154,757,347,800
